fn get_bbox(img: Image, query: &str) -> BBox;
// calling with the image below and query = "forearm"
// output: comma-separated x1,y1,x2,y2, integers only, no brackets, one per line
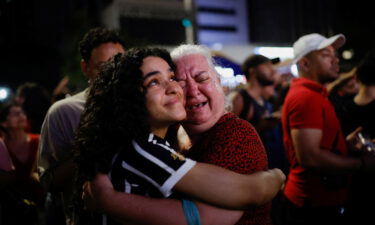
196,202,243,225
174,163,284,209
293,128,362,174
99,191,187,225
102,192,242,225
300,148,361,174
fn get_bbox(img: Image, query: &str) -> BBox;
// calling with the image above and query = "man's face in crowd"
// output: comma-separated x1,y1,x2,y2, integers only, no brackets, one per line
254,61,276,86
174,54,225,134
82,42,125,80
305,45,340,84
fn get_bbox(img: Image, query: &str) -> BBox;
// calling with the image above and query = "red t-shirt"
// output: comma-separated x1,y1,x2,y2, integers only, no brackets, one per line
281,77,349,207
186,113,272,225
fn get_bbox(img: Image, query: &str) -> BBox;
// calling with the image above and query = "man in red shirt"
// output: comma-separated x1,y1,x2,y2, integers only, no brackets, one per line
282,33,375,225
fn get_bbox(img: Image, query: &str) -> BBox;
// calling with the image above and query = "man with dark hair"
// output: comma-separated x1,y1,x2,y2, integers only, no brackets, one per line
38,27,125,225
232,54,278,129
232,54,286,169
232,54,286,224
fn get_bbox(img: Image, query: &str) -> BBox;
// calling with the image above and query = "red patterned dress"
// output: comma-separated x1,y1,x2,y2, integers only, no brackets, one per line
186,113,271,225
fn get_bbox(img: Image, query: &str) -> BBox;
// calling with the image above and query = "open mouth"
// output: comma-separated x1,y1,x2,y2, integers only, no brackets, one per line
186,102,207,111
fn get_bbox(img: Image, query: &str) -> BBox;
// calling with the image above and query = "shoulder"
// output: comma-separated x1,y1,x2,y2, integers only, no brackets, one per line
217,113,257,135
49,91,86,114
209,114,261,147
284,87,322,112
45,91,86,121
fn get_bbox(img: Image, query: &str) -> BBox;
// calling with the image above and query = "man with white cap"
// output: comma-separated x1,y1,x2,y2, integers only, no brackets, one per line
281,33,375,225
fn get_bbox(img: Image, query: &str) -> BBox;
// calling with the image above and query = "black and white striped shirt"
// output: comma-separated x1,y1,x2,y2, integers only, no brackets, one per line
99,133,196,225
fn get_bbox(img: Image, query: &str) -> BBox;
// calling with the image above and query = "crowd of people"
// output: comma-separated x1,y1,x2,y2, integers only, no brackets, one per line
0,26,374,225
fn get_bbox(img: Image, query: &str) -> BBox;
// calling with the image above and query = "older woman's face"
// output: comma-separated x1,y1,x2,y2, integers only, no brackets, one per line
141,56,186,130
174,54,226,134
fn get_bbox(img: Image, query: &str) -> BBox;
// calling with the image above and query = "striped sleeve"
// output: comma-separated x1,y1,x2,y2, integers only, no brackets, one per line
121,134,196,197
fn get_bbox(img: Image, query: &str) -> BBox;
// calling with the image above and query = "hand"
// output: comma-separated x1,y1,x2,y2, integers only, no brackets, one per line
346,127,363,152
82,173,114,212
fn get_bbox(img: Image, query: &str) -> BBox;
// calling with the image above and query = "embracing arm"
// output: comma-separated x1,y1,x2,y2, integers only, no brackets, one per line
85,173,243,225
174,163,285,209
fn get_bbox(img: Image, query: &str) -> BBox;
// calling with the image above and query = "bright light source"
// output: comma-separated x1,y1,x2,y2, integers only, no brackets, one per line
254,47,294,60
0,87,10,101
211,43,223,51
235,75,246,83
215,66,234,78
342,49,354,60
182,18,192,27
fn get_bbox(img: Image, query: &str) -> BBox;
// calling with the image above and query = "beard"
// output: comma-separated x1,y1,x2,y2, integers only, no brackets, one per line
256,73,275,86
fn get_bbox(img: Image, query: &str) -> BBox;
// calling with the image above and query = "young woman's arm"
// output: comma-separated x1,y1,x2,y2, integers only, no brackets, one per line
174,162,285,209
84,173,243,225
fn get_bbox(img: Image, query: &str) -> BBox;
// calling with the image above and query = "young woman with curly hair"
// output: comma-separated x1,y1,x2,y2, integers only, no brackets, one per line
74,48,285,225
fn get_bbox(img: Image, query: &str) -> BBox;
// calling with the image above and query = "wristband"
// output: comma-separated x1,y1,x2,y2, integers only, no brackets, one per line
181,198,202,225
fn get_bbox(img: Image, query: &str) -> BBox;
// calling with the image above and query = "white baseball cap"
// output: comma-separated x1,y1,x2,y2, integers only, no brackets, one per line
293,33,346,63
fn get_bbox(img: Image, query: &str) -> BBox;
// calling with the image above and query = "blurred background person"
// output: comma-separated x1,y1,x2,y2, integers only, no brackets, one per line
327,67,359,136
0,101,44,225
337,50,375,225
232,54,287,172
38,27,126,225
15,82,52,134
282,32,375,225
231,54,287,225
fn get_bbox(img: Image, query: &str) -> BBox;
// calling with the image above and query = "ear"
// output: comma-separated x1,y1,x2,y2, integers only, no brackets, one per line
248,68,256,77
80,59,90,79
298,57,310,73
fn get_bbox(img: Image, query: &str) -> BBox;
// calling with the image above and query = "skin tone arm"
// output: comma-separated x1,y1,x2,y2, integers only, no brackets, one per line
84,173,243,225
174,162,285,208
83,163,284,224
291,128,375,173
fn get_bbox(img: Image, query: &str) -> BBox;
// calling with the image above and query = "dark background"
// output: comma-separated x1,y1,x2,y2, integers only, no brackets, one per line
1,0,374,93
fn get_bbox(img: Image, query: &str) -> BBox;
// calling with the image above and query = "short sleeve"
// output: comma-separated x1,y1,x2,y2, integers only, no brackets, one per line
287,92,324,129
121,138,196,197
38,95,84,188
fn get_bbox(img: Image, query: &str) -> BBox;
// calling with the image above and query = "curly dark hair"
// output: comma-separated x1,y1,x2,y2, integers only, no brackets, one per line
78,27,126,62
73,47,175,224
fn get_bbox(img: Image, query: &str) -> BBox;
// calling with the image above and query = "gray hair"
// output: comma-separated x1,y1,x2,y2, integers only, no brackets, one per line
171,44,232,112
171,44,218,77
